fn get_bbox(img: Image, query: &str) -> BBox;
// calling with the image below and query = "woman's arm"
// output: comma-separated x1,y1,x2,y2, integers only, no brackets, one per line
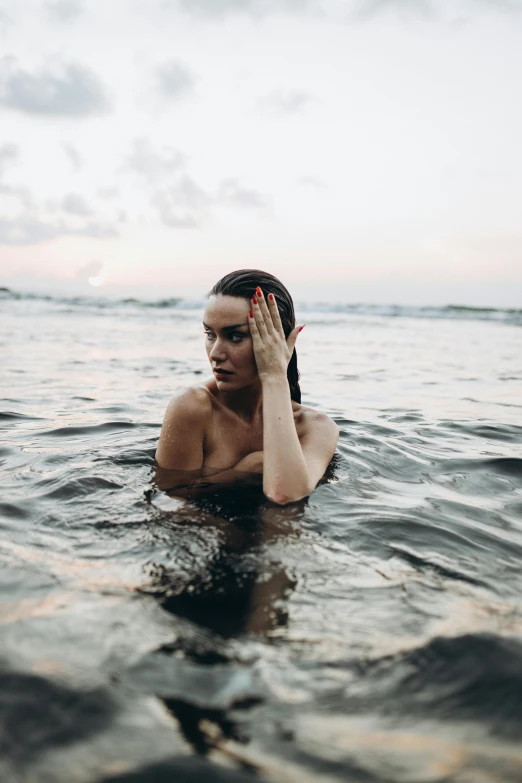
262,380,338,504
156,387,263,495
249,289,338,505
155,451,263,494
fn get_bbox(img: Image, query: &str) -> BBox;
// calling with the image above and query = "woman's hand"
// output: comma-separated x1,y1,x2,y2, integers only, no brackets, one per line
248,286,303,383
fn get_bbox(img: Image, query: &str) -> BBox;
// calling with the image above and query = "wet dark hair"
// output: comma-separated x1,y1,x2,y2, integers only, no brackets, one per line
208,269,301,404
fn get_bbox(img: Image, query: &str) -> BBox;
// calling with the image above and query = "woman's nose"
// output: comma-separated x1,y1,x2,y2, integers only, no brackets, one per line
209,338,226,361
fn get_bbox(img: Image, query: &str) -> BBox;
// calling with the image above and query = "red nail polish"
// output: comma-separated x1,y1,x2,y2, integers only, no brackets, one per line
256,286,262,297
252,295,257,305
299,324,306,332
249,309,253,318
268,293,274,301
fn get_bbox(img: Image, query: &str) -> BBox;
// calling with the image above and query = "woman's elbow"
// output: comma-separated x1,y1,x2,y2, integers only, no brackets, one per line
264,485,312,506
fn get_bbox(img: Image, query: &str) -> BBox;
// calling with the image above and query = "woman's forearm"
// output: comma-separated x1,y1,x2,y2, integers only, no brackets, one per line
262,377,311,504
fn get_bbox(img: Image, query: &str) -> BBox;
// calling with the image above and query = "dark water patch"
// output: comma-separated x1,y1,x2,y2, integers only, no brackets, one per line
0,669,117,762
35,475,124,500
97,447,156,466
431,462,522,506
154,629,244,668
333,417,363,427
381,411,425,424
506,501,522,517
99,757,256,783
143,547,296,640
124,654,263,711
438,420,522,443
429,495,522,537
141,493,299,642
371,514,488,556
0,411,45,422
484,457,522,479
161,566,294,639
92,404,136,413
72,396,96,401
164,698,252,758
437,456,522,481
40,452,76,466
429,512,522,560
353,633,522,740
389,544,486,588
333,512,486,560
0,501,31,520
38,421,139,437
122,649,264,762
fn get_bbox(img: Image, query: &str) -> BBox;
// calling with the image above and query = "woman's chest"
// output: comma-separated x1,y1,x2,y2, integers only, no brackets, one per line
203,410,264,469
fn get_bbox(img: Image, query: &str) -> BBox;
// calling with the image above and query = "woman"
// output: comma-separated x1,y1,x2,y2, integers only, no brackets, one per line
155,269,338,505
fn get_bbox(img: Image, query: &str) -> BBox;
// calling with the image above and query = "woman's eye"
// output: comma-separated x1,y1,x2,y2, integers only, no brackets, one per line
230,333,244,342
204,331,214,340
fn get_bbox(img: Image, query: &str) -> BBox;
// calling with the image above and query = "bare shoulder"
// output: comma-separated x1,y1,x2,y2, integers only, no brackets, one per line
163,384,213,422
293,405,339,486
295,405,339,446
156,385,213,470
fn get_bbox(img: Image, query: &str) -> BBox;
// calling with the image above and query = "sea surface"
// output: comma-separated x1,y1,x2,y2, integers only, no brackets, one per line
1,289,522,783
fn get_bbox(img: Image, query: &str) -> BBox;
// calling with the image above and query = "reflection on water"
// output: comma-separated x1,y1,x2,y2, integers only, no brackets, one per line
146,479,300,640
1,294,522,782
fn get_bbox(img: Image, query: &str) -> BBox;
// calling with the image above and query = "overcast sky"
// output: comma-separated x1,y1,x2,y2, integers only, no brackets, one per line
0,0,521,304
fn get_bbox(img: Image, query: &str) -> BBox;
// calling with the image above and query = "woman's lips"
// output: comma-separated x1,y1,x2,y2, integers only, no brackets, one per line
214,368,234,378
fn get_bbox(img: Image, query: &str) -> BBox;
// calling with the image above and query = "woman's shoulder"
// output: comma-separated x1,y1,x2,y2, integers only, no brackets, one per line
163,384,214,422
293,403,339,440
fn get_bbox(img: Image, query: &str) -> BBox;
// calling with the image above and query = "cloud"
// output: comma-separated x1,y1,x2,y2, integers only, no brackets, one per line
62,142,82,171
0,9,14,29
97,187,119,200
174,0,317,19
297,175,326,189
152,177,270,227
0,58,110,116
154,59,197,100
61,192,93,216
45,1,84,22
124,138,186,185
351,0,522,22
353,0,434,20
124,138,203,225
0,213,119,244
151,192,199,228
124,138,269,229
0,143,34,208
152,176,211,228
217,179,269,209
261,89,313,116
75,260,103,282
0,142,18,176
473,0,522,11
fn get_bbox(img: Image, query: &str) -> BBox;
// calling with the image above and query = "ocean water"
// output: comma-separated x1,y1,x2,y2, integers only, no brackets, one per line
1,289,522,783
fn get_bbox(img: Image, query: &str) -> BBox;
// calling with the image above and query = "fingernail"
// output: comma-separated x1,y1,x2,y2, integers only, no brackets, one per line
299,324,306,332
252,295,257,305
256,286,262,297
249,309,253,318
268,293,274,301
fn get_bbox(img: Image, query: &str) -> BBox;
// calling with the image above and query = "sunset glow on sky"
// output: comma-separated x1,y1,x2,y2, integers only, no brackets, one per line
1,0,521,305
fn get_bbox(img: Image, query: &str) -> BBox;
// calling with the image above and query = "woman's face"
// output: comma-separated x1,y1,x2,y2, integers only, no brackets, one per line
203,294,258,390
